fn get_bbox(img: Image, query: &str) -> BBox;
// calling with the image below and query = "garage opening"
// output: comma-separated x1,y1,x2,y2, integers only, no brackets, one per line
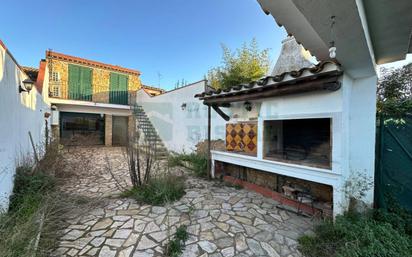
60,112,104,145
264,118,332,169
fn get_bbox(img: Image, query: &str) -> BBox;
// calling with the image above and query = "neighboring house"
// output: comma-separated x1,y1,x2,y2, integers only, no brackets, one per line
136,80,228,153
40,51,142,146
196,0,412,217
0,40,50,211
142,85,165,96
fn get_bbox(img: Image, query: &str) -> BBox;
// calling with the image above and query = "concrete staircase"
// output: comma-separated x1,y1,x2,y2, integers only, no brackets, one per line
133,105,168,160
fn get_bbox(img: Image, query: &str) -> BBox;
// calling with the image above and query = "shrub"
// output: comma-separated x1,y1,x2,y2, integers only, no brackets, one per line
8,167,55,216
372,208,412,236
165,225,188,257
122,174,185,205
167,154,182,167
207,38,270,90
168,153,208,177
0,167,56,257
298,211,412,257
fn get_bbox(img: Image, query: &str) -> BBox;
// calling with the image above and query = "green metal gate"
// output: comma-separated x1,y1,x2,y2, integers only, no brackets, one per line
375,115,412,211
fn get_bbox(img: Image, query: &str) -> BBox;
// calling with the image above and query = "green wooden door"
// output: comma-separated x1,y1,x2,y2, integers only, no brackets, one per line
68,64,92,101
109,73,128,105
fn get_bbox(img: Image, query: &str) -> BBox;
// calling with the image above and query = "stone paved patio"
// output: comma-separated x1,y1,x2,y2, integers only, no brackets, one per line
53,147,313,257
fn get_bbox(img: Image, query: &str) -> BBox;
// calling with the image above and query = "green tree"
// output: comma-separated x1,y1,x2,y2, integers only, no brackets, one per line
377,63,412,117
207,39,270,90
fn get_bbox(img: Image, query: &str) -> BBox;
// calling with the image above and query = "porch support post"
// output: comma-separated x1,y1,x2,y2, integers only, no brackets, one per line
105,114,113,146
207,104,212,179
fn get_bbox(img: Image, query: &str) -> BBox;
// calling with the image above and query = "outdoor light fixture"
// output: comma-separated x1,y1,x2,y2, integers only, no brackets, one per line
244,101,252,112
329,16,337,59
19,79,35,93
181,103,187,111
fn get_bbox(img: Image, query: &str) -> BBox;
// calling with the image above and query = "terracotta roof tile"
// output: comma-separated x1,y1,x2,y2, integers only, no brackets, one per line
142,85,165,93
46,51,140,76
195,60,342,99
21,66,39,81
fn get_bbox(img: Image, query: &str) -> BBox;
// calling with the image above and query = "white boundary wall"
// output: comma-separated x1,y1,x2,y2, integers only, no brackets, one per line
136,80,229,153
0,43,50,211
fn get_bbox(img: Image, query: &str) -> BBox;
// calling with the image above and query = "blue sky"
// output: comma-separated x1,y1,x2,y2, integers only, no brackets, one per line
1,0,286,90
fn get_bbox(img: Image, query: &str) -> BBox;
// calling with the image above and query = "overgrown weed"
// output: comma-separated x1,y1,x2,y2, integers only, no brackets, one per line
122,174,186,205
165,225,189,257
168,153,207,177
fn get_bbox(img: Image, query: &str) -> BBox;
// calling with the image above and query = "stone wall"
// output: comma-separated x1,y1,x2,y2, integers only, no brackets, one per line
49,59,69,99
92,68,110,103
47,58,142,104
128,74,142,91
105,115,112,146
128,74,142,106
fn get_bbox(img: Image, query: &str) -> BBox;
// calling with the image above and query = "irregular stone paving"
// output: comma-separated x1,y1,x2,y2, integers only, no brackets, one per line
53,147,313,257
58,147,131,198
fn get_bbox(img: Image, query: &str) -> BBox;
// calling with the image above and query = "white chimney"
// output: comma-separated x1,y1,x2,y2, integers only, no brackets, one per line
271,36,315,76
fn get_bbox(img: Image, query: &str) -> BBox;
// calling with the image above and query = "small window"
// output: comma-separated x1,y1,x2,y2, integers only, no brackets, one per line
51,84,60,97
51,71,60,82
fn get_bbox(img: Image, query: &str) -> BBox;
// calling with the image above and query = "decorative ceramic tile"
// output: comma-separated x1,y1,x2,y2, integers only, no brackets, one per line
226,122,257,154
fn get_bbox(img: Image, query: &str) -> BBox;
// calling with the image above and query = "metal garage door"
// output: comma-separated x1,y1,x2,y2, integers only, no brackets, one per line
112,116,129,146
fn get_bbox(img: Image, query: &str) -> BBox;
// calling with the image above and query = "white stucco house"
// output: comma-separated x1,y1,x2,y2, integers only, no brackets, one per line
136,80,228,153
196,0,412,217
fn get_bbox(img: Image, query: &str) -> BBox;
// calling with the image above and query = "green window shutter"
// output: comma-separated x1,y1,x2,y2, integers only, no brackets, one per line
110,73,128,105
119,74,128,104
119,74,128,91
68,64,80,100
80,67,92,101
68,64,92,101
110,73,119,104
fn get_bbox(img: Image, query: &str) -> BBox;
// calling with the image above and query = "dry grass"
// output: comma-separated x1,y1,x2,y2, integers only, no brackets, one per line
0,143,101,257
